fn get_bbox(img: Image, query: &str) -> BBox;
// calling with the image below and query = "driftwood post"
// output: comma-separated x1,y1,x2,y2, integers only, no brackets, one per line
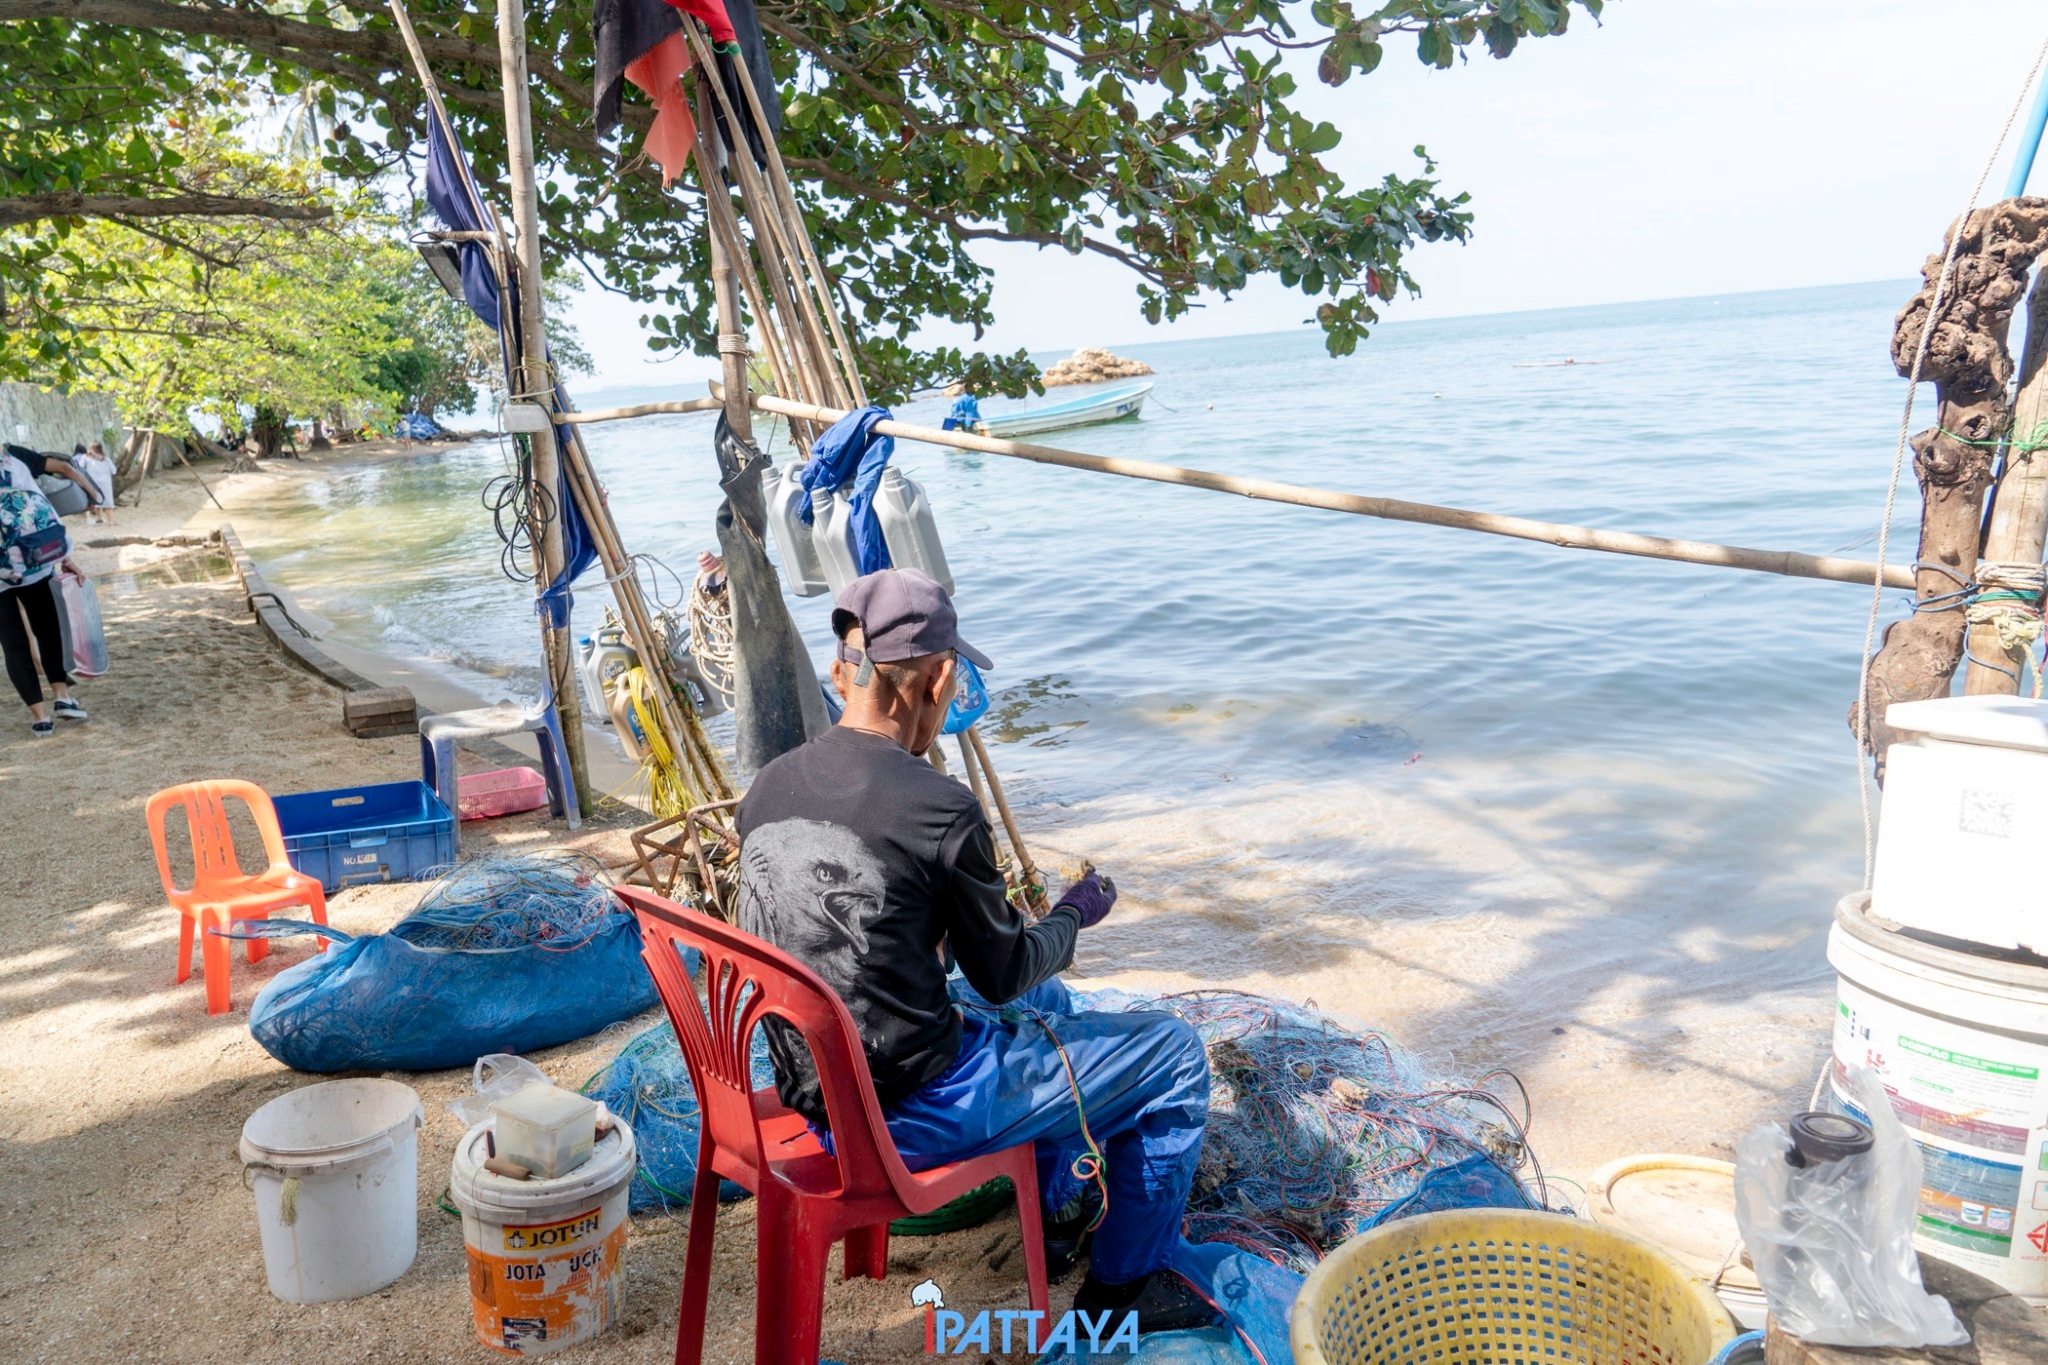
1966,266,2048,693
1858,201,2048,772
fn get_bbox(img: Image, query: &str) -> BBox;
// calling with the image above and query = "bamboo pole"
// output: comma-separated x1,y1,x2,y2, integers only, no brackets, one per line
965,726,1047,915
1967,268,2048,694
565,398,724,424
681,26,848,411
736,389,1918,592
731,59,869,405
496,0,591,813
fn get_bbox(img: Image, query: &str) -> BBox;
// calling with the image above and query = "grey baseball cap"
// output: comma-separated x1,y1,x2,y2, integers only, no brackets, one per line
831,568,991,669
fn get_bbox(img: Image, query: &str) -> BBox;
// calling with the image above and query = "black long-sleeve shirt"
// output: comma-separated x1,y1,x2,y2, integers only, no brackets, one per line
733,725,1078,1125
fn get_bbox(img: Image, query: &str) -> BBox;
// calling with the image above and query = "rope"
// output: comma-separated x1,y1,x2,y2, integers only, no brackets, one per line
687,568,736,706
1966,560,2048,694
1854,34,2048,887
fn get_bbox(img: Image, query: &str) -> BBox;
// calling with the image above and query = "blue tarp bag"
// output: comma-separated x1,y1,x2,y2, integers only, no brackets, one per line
245,852,658,1073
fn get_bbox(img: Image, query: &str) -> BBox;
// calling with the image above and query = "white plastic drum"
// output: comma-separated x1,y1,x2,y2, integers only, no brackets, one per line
240,1079,424,1303
1829,892,2048,1301
449,1119,637,1355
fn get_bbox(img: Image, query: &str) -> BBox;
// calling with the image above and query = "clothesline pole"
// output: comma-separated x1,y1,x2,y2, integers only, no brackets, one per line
496,0,591,812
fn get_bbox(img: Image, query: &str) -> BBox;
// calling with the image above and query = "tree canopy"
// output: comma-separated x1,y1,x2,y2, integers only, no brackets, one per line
2,0,1605,400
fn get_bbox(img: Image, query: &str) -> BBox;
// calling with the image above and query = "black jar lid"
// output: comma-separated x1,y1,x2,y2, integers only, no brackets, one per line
1787,1111,1874,1167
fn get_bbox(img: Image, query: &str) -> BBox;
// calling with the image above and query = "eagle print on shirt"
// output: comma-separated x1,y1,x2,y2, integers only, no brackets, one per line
734,818,888,992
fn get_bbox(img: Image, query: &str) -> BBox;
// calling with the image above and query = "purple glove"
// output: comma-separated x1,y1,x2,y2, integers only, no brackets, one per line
1056,870,1117,929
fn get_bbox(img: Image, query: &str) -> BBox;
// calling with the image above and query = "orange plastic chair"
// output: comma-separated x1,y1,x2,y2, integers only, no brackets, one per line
145,779,329,1015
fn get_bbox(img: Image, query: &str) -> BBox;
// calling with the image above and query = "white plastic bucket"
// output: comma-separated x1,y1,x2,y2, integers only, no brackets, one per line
240,1079,423,1303
1828,892,2048,1301
449,1119,637,1355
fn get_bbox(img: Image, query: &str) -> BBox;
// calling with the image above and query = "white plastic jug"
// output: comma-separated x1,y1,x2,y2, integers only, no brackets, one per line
762,461,829,596
240,1079,423,1303
874,467,955,594
811,486,863,596
576,625,636,730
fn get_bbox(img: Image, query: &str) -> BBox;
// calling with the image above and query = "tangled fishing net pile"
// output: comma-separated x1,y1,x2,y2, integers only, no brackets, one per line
586,982,1543,1258
1084,989,1543,1271
397,850,617,950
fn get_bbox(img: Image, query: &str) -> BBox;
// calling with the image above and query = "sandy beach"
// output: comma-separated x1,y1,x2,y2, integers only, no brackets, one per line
2,440,1821,1361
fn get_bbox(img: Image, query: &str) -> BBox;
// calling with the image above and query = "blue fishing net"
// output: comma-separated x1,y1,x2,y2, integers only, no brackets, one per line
398,849,619,950
581,1020,775,1211
1078,990,1540,1271
583,986,1541,1264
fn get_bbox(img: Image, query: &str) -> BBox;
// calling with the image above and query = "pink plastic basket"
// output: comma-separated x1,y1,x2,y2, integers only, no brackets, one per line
457,767,549,822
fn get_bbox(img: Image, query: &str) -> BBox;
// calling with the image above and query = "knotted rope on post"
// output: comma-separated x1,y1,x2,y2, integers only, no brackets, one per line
1966,560,2048,693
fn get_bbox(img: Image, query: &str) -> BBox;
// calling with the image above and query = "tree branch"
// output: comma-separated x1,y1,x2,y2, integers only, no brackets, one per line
781,155,1163,283
0,191,331,228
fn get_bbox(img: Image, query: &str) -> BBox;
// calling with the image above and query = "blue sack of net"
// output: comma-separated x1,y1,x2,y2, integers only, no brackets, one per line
243,852,658,1073
580,1019,774,1211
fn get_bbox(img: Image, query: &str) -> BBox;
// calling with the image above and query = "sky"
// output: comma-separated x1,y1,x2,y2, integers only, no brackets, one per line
564,1,2048,394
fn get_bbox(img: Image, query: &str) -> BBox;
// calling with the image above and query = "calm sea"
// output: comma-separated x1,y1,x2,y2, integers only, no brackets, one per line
231,280,1929,1125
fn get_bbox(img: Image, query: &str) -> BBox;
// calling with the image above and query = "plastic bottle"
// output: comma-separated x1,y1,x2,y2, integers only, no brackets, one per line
811,486,863,595
580,624,637,730
761,462,830,596
874,467,955,594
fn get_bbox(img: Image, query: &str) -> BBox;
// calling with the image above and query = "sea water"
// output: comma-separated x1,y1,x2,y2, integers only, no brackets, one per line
231,281,1931,1160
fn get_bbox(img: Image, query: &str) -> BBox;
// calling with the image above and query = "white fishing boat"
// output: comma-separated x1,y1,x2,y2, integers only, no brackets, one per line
977,382,1151,439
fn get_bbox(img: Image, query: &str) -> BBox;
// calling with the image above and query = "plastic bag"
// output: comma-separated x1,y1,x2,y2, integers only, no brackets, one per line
447,1054,552,1127
1733,1065,1967,1347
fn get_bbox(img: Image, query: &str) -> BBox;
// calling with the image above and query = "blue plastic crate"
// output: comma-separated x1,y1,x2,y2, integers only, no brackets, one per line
274,781,456,892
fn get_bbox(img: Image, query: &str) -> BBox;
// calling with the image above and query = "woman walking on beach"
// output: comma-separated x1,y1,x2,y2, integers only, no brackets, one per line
0,484,87,737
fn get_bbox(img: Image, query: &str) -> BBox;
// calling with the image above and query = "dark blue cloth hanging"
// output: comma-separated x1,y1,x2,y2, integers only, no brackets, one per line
423,116,597,630
797,405,894,576
424,120,501,332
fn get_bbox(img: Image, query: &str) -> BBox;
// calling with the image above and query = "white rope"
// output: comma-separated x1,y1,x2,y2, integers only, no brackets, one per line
688,570,736,705
1855,35,2048,887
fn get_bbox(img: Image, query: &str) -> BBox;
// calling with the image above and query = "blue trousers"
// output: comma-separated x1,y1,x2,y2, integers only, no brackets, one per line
880,979,1210,1284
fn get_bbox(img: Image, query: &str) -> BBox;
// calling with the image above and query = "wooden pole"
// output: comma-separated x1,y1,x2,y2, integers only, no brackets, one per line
965,726,1047,915
496,0,591,814
564,398,724,424
1967,267,2048,693
734,388,1919,591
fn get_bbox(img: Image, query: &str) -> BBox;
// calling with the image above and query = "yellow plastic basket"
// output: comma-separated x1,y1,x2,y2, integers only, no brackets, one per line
1291,1209,1736,1365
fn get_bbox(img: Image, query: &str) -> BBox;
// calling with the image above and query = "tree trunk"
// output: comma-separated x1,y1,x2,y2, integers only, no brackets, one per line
111,427,148,498
1858,200,2048,773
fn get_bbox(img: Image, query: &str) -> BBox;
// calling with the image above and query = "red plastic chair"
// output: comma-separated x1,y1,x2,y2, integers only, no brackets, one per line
618,886,1050,1365
146,779,329,1015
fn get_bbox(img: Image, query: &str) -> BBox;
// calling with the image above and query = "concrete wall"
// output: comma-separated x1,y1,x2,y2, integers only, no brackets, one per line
0,382,119,454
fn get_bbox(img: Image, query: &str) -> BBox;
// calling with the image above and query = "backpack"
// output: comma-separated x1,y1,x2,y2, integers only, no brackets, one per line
0,488,67,578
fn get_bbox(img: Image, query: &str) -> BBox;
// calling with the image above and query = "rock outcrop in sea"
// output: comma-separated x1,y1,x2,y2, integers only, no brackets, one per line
1039,347,1153,388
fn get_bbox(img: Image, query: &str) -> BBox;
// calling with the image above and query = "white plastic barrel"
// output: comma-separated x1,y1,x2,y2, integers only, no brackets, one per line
1829,891,2048,1301
762,461,830,596
240,1079,423,1303
811,486,863,595
449,1119,638,1355
874,467,955,594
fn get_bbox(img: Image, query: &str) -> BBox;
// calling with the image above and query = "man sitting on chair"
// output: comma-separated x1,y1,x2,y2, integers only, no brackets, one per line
733,567,1214,1333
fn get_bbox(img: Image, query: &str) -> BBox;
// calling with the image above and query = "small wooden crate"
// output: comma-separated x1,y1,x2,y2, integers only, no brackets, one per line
343,686,418,738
